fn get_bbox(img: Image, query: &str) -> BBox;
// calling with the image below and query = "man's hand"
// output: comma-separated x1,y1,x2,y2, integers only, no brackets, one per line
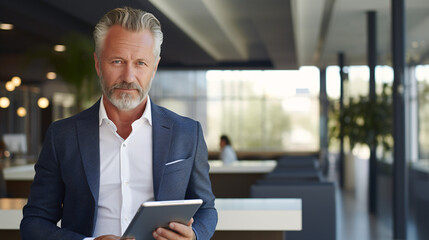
94,235,135,240
153,218,196,240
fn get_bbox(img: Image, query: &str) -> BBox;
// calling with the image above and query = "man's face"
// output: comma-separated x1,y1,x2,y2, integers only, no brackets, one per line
94,25,160,111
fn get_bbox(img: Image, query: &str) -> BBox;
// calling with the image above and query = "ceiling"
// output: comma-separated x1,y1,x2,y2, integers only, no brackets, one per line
0,0,428,84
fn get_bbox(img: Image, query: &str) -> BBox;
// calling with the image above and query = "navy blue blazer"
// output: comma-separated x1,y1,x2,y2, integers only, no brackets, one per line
20,100,217,240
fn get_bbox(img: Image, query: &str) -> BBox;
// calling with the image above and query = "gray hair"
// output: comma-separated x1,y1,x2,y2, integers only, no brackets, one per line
94,7,163,59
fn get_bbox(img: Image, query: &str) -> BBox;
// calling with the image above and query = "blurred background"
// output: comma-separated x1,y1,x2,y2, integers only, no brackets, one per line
0,0,428,239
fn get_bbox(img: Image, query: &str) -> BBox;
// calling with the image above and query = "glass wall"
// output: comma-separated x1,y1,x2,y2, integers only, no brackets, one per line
326,62,429,239
406,0,429,238
415,65,429,162
409,64,429,239
150,67,320,152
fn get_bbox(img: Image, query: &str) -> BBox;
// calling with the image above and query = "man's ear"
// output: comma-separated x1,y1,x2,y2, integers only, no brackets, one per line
94,52,101,77
154,57,161,73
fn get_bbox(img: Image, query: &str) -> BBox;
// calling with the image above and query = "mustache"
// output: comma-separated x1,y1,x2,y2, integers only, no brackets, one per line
111,82,142,91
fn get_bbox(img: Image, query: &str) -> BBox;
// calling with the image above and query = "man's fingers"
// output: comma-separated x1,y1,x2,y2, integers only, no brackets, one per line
152,220,194,240
153,227,176,240
169,222,194,237
152,229,167,240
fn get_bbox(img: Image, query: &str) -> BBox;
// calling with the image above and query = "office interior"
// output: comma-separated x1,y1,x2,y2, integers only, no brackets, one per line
0,0,428,239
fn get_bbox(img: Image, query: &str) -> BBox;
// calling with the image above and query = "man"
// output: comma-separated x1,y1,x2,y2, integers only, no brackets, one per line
20,7,217,240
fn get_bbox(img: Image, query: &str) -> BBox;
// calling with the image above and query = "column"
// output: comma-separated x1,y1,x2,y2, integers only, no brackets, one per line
392,0,408,238
367,10,377,215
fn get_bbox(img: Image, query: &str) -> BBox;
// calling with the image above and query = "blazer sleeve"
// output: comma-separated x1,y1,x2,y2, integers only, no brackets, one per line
186,122,218,240
20,124,86,240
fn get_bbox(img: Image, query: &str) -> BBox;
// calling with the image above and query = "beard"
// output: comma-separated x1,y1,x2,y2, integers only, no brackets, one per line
100,77,152,111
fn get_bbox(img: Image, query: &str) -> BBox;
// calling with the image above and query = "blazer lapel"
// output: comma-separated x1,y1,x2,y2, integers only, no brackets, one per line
151,102,173,199
75,100,172,201
76,101,100,204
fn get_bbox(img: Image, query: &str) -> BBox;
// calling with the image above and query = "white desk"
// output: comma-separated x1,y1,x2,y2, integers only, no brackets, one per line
3,161,277,198
3,160,277,180
209,160,276,174
215,198,301,231
3,165,35,198
0,198,302,229
0,198,26,230
3,164,35,181
0,198,301,240
209,160,276,198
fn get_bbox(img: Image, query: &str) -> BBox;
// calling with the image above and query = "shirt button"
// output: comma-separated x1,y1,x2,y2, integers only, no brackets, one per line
123,143,126,147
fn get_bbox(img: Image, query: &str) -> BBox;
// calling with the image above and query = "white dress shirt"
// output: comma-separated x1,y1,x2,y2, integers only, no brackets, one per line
221,145,237,165
85,97,154,239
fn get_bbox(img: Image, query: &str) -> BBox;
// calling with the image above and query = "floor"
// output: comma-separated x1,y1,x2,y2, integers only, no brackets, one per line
327,155,393,240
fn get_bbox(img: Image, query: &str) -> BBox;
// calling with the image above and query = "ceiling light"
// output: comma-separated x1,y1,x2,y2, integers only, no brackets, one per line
17,107,27,117
0,23,14,30
46,72,57,80
5,81,15,91
54,45,66,52
0,97,10,108
37,97,50,109
11,76,21,87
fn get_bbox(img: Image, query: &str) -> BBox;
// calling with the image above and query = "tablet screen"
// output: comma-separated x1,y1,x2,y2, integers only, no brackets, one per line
122,199,203,240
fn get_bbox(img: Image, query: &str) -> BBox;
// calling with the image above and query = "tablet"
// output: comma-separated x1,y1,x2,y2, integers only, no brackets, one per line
122,199,203,240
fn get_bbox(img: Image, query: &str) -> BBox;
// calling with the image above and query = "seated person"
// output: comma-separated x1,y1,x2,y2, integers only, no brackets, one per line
219,135,237,164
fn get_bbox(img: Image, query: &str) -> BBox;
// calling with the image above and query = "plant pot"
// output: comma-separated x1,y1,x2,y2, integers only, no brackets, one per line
345,152,355,190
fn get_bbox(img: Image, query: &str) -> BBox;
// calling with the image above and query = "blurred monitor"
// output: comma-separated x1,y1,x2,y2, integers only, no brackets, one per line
2,133,27,154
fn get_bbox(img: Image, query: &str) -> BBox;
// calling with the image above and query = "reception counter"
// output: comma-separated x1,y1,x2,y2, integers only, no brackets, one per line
209,160,276,173
213,198,301,240
215,198,301,230
0,198,26,239
0,198,301,240
0,198,26,229
4,160,277,198
3,164,34,198
4,160,277,179
3,164,35,181
209,160,276,198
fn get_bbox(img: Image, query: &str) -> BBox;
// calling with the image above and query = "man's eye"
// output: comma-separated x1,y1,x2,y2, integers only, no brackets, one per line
112,60,122,64
137,61,146,66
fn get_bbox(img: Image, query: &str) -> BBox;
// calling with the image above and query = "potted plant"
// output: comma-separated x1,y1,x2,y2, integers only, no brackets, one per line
27,32,99,111
49,32,99,111
329,84,393,188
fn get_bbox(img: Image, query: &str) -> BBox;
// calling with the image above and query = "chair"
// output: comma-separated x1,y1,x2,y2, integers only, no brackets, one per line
251,182,336,240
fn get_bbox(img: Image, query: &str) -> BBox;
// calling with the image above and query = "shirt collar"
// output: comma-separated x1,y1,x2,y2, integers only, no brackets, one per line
99,96,152,126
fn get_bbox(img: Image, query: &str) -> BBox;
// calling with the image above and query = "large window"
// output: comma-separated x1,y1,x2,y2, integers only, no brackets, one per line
416,65,429,161
150,67,320,152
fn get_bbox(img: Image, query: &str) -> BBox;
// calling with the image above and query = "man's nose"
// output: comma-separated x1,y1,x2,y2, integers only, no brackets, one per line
122,64,136,82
